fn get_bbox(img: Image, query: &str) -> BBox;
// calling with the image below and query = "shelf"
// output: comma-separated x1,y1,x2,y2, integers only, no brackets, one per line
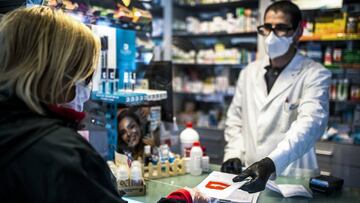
178,125,225,132
300,33,360,42
174,91,234,103
91,90,167,106
173,32,258,39
326,64,360,70
330,100,360,105
173,63,246,69
152,35,163,40
174,0,259,10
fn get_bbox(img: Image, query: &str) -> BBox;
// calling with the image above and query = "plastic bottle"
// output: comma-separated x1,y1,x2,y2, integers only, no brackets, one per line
236,7,245,33
130,161,143,186
190,141,203,176
159,144,170,163
143,145,152,166
180,122,199,157
117,164,130,187
202,156,210,173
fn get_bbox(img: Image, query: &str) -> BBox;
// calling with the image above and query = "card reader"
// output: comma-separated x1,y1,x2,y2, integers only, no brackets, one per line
309,175,344,194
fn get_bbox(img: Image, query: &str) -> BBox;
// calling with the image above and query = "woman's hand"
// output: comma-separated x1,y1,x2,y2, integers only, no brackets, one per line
184,187,210,203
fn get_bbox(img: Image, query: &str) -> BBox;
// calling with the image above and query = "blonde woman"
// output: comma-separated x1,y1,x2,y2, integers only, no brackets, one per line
0,6,126,202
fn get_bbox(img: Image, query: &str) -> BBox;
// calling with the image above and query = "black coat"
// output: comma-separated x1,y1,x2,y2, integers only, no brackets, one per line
0,98,126,203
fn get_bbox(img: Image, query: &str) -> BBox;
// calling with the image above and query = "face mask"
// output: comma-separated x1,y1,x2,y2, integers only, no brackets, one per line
61,81,91,112
264,31,295,59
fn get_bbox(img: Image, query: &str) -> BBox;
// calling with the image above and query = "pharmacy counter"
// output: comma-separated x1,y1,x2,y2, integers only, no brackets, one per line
124,165,360,203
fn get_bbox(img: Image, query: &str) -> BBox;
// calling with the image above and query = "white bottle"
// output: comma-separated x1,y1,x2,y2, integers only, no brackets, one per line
202,156,210,173
180,122,199,157
190,141,203,176
117,164,130,188
130,161,143,186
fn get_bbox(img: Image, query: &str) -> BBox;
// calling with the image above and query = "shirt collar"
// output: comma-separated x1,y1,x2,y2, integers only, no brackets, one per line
263,51,299,72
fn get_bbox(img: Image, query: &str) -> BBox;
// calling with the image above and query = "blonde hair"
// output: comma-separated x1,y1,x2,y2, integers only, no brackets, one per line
0,6,100,114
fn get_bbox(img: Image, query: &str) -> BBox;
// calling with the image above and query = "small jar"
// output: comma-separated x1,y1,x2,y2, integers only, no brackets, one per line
347,17,358,34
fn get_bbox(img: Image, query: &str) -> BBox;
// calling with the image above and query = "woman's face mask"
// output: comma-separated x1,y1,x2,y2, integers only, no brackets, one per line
61,81,91,112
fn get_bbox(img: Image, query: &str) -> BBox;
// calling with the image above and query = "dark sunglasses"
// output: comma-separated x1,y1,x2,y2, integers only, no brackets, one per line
257,23,294,37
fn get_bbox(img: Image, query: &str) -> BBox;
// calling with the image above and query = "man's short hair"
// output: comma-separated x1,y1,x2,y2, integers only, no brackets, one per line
264,1,302,28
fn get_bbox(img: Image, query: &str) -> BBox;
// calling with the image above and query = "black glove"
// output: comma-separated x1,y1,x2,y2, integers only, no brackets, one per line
232,157,275,193
220,158,242,174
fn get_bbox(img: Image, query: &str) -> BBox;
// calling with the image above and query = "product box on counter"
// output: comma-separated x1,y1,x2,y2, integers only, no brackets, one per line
118,179,146,197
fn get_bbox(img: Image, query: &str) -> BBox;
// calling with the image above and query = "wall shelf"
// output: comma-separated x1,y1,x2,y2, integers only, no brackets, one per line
173,32,258,39
174,63,246,69
300,33,360,42
91,90,167,106
174,0,259,10
330,100,360,105
326,64,360,70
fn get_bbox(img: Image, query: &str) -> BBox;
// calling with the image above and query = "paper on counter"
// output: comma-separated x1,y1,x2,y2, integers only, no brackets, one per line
266,180,313,198
226,189,260,203
196,171,259,203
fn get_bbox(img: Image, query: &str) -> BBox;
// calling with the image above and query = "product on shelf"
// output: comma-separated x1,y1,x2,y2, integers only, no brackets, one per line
114,4,134,22
173,73,234,96
152,18,164,37
176,0,233,5
314,12,347,35
172,45,196,64
304,11,360,37
329,78,359,101
177,103,226,130
132,7,152,24
324,47,333,66
300,44,360,69
182,8,258,35
172,44,256,65
351,86,360,101
346,16,358,34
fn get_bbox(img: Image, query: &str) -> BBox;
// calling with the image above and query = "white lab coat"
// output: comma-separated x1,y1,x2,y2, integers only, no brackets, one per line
224,52,331,178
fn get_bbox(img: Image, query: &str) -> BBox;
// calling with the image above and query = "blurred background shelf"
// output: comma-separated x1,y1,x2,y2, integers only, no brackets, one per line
300,33,360,41
174,0,259,10
173,63,246,69
173,32,258,39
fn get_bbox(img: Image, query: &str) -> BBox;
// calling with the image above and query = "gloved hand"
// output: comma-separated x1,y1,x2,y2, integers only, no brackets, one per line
220,158,242,174
232,157,275,193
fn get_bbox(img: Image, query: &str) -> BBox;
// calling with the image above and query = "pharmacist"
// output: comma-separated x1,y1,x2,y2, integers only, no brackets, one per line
221,1,331,193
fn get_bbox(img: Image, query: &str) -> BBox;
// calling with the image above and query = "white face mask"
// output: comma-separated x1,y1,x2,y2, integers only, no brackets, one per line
61,81,91,112
264,31,295,59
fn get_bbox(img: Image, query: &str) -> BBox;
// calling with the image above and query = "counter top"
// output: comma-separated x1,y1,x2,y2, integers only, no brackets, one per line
124,165,360,203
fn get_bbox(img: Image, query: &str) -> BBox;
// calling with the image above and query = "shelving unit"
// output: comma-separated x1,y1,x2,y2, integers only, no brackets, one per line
300,33,360,41
174,0,258,10
61,0,169,160
174,63,246,69
330,100,360,105
173,32,258,39
171,0,259,131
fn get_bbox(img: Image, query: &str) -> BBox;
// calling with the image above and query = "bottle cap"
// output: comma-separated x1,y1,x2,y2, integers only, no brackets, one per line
193,141,200,147
186,122,193,128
